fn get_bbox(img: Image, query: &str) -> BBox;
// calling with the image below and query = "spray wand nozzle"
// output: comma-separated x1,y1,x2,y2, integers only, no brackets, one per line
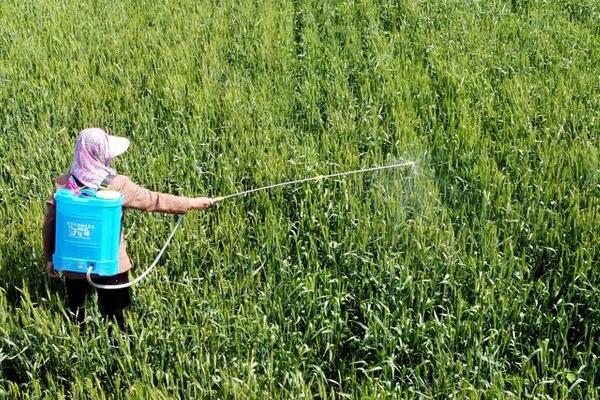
212,160,415,203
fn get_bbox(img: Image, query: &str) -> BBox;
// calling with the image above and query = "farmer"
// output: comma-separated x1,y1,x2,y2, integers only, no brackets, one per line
42,128,214,330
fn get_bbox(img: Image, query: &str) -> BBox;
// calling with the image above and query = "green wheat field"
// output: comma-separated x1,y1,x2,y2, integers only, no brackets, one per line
1,0,599,398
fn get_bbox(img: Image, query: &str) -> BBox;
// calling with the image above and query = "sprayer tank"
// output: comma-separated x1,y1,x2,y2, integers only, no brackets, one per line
52,188,123,276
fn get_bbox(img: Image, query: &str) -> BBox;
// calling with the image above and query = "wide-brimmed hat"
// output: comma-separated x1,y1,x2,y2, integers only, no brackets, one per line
77,127,130,160
107,134,130,159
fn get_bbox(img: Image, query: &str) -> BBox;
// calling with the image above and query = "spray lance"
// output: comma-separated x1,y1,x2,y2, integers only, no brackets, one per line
71,161,415,289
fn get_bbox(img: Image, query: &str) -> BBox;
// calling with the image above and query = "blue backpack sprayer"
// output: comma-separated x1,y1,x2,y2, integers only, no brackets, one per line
52,161,415,289
53,188,124,276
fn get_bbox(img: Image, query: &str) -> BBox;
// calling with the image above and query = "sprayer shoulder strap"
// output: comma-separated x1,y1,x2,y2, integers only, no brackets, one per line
71,174,115,191
98,174,115,191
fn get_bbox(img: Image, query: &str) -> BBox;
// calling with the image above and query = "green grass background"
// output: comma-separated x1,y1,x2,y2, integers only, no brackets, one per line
0,0,598,398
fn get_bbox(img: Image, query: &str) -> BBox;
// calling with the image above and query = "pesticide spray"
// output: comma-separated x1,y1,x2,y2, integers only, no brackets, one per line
57,161,416,289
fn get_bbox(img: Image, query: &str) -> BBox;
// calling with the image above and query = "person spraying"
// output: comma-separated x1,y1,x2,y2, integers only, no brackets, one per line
42,128,215,330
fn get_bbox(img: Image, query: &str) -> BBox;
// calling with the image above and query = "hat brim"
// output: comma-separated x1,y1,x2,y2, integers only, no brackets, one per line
108,135,130,159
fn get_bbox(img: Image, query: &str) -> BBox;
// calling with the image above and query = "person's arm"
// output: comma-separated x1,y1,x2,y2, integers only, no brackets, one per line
113,175,213,214
42,194,59,277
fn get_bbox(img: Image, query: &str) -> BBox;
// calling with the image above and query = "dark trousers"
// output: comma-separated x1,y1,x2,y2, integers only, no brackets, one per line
65,272,131,330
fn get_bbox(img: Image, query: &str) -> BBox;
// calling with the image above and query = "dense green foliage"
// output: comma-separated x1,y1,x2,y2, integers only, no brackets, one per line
1,0,598,398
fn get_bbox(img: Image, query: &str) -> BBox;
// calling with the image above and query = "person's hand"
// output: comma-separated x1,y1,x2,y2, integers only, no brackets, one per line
192,197,215,210
47,261,59,278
